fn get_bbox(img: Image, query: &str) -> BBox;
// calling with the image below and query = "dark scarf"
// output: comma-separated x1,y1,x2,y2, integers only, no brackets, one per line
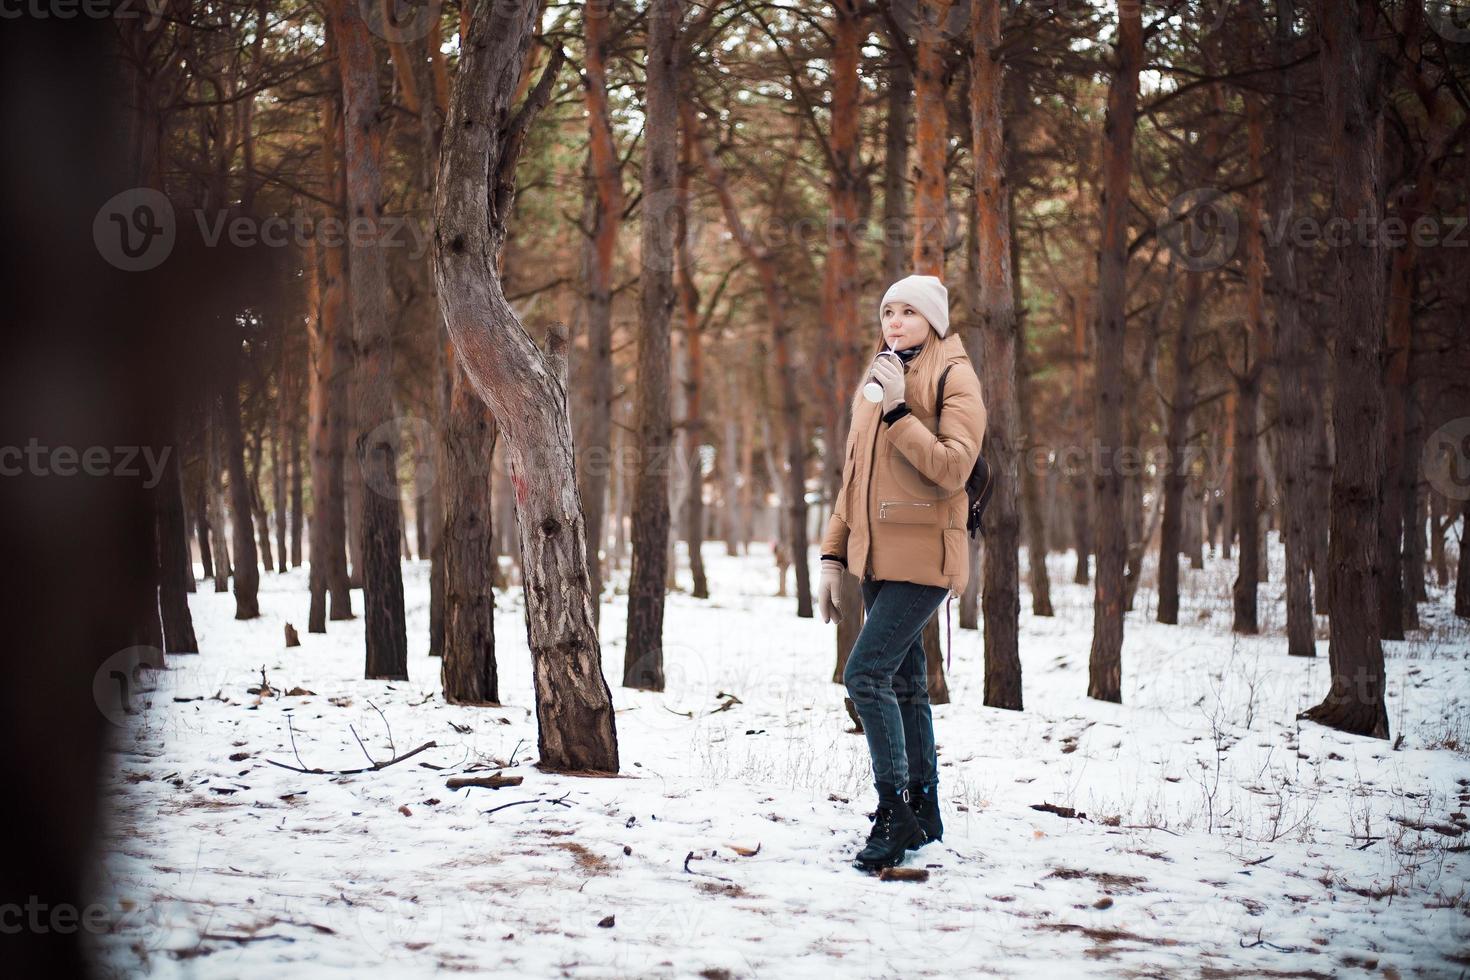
894,342,924,365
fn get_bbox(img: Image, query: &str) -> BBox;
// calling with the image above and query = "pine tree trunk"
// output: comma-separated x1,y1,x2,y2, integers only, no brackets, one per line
290,407,303,568
275,337,290,573
972,0,1020,709
207,416,231,593
325,0,408,679
1299,0,1389,739
434,1,618,772
1012,177,1053,618
1087,0,1141,704
676,150,709,600
249,431,274,574
1158,272,1205,625
911,0,955,275
625,0,680,690
219,349,260,620
441,359,499,704
578,0,623,624
1069,293,1092,585
1268,0,1316,656
155,412,198,653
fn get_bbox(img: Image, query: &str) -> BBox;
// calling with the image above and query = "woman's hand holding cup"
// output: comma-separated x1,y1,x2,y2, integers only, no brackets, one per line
868,352,906,414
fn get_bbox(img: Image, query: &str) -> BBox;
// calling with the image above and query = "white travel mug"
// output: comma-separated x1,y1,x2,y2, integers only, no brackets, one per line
862,349,900,403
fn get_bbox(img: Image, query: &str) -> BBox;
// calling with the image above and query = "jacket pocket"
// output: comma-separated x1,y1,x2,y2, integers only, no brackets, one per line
942,527,965,576
877,500,938,524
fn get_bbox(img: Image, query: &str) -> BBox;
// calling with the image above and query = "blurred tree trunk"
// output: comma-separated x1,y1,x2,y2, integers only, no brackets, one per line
325,0,408,679
1299,0,1389,739
577,0,622,625
1232,92,1269,636
1267,0,1316,657
688,103,812,619
306,94,354,629
218,346,260,619
675,133,709,600
155,409,199,653
1069,291,1092,585
1087,0,1142,704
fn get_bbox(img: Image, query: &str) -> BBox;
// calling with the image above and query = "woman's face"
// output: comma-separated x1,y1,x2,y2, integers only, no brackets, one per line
880,301,931,350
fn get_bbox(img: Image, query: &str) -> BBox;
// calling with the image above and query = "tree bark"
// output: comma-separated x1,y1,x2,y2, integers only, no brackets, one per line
577,0,623,625
155,411,199,653
441,359,499,704
1267,0,1316,657
1299,0,1389,739
972,0,1021,710
433,0,618,772
1087,0,1142,704
1158,272,1206,625
625,0,680,689
325,0,408,679
912,0,956,275
218,347,260,620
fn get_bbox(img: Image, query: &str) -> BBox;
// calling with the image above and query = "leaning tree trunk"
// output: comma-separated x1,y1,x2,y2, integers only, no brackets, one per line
1087,0,1142,704
1299,0,1389,739
441,359,499,704
325,0,408,680
972,0,1020,710
433,0,618,773
624,0,680,690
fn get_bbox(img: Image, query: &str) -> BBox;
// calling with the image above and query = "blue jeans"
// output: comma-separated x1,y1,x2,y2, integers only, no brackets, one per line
842,577,948,793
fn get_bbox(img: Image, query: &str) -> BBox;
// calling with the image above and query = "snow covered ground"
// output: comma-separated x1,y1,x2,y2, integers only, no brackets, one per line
90,533,1470,978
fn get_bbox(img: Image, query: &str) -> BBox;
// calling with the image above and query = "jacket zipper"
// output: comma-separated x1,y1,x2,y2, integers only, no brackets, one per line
864,404,882,576
879,500,935,521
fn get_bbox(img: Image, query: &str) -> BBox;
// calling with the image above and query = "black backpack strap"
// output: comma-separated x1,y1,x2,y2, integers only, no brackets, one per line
935,364,953,426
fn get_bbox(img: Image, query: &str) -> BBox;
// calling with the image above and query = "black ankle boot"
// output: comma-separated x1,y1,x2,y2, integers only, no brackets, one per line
852,784,927,872
907,783,943,845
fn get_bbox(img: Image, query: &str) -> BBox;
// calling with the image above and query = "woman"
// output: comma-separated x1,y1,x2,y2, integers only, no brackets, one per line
817,273,987,873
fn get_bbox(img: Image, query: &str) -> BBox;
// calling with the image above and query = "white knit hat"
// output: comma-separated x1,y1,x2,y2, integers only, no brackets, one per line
879,274,949,338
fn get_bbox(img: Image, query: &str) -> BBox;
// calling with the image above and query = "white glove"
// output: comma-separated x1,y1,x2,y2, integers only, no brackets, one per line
818,558,844,624
870,354,906,414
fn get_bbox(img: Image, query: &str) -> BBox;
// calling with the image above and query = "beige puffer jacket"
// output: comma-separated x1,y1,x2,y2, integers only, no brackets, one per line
820,330,988,595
